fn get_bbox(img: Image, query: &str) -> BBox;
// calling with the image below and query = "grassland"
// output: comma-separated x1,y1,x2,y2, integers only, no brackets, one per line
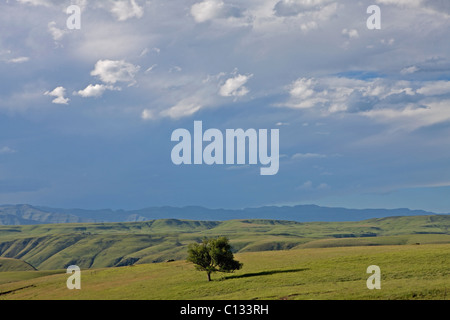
0,258,36,272
0,244,448,300
0,215,449,271
0,214,448,300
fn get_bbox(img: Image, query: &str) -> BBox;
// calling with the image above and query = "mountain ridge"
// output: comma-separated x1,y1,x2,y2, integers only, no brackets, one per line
0,203,446,226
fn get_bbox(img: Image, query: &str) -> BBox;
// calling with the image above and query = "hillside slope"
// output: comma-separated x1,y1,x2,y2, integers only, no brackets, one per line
0,215,448,271
0,258,36,272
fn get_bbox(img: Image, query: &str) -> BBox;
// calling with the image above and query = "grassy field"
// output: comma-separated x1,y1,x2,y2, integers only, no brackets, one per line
0,243,448,300
0,215,449,270
0,215,448,300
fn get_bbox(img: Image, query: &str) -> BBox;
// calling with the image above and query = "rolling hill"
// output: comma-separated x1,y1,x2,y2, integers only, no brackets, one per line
0,214,448,271
0,258,36,272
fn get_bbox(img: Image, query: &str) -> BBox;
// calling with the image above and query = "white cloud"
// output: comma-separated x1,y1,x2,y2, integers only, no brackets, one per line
7,57,29,63
219,74,252,97
0,146,17,154
74,84,121,98
75,23,148,60
300,21,318,32
376,0,423,7
416,81,450,96
280,77,450,126
299,180,329,190
15,0,52,6
44,87,69,105
318,183,329,189
160,99,202,119
284,77,328,109
300,180,313,189
270,0,338,33
190,0,245,24
401,66,420,74
145,64,157,73
91,60,140,85
191,0,225,23
141,109,155,120
380,38,395,46
289,78,316,99
48,21,66,41
283,77,420,112
361,100,450,131
286,77,450,130
342,28,359,39
274,0,336,16
110,0,144,21
292,153,327,160
139,48,149,57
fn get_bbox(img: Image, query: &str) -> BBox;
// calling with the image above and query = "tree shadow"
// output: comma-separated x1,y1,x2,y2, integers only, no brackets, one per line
222,268,309,280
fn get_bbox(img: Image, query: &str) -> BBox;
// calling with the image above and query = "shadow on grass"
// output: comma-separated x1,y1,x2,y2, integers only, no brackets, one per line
222,268,309,280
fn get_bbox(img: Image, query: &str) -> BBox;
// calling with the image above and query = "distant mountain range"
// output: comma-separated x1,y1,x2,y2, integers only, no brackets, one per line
0,204,447,226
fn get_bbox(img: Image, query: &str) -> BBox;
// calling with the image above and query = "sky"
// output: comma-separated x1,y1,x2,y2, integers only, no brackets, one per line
1,0,450,213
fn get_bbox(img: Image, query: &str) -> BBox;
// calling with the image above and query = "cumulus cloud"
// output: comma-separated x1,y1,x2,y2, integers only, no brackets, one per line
274,0,336,16
376,0,423,7
283,77,415,112
219,74,252,97
191,0,224,22
289,78,317,99
282,76,450,131
416,81,450,96
362,100,450,131
74,84,121,98
272,0,338,32
284,77,450,118
342,28,359,39
15,0,53,6
376,0,450,16
190,0,243,23
91,60,140,85
48,21,66,41
141,109,155,120
110,0,144,21
44,86,69,104
285,78,327,109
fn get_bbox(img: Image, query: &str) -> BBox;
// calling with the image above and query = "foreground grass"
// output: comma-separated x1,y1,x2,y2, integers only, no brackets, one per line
1,244,448,300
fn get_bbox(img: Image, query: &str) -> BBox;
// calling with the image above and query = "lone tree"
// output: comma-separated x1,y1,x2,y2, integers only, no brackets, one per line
187,236,243,281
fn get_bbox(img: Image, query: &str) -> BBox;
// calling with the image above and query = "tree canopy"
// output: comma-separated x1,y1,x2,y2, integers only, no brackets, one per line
187,236,243,281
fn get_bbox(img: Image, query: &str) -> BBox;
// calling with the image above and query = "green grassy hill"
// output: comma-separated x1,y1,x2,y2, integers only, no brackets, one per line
0,215,448,271
0,258,36,272
0,244,448,300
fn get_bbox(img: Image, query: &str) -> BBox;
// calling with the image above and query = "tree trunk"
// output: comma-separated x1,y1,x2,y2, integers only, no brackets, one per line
207,272,211,281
